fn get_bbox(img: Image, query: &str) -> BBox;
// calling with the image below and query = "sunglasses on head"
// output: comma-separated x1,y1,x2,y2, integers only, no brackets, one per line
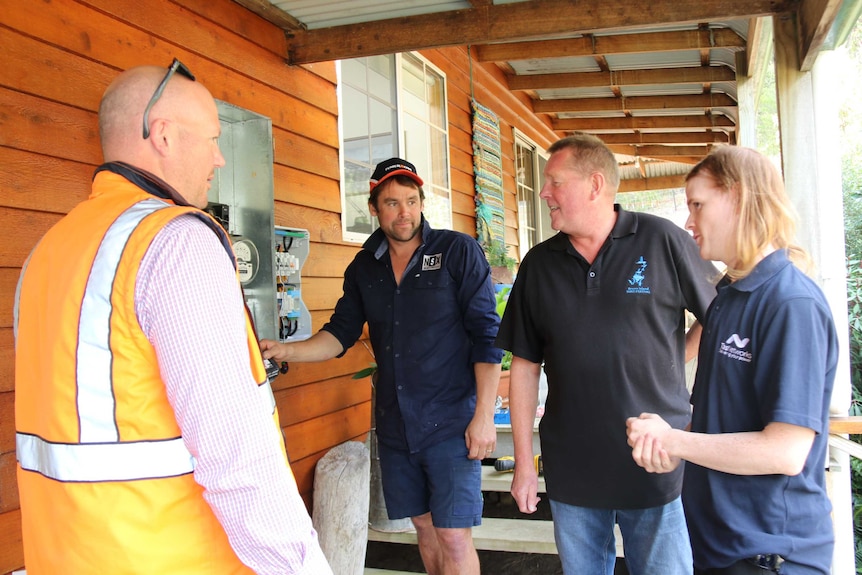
142,58,196,139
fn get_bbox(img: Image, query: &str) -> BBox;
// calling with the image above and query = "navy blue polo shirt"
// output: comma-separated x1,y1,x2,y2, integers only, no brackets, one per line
322,217,502,453
496,206,718,508
684,250,837,572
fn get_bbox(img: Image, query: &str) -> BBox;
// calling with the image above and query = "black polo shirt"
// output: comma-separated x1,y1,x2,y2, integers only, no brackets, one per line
496,206,717,509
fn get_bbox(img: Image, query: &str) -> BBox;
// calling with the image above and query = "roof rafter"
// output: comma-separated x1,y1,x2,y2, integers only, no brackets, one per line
475,28,744,62
608,144,715,157
507,65,736,91
283,0,799,64
598,131,730,145
618,174,688,192
532,93,737,114
554,115,736,131
798,0,844,70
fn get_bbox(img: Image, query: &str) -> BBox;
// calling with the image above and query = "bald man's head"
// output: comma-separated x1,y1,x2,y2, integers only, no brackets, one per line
96,62,225,207
99,66,163,160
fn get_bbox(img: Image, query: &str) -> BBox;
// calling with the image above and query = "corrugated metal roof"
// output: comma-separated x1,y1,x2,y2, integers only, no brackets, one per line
243,1,852,190
240,0,859,200
272,0,473,30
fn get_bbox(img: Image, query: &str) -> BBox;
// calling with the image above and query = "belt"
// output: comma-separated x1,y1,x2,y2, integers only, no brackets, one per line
745,554,784,572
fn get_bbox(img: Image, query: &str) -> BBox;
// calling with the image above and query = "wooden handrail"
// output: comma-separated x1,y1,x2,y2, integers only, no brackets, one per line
828,434,862,460
829,416,862,435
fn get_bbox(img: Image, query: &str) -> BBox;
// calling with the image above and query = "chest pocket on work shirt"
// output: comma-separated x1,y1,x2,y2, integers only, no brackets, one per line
410,270,457,322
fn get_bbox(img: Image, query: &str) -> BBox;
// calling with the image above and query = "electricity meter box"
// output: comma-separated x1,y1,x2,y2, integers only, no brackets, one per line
206,100,310,343
274,227,312,342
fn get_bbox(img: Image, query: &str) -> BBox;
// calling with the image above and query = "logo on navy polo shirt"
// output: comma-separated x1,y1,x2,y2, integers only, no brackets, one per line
422,253,442,271
626,256,651,294
719,333,753,363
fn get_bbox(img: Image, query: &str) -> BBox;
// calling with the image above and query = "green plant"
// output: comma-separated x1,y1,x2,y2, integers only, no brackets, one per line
847,258,862,573
495,287,513,370
352,362,377,380
486,239,517,272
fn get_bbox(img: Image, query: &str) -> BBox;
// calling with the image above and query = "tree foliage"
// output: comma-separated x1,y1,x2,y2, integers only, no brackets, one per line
841,20,862,571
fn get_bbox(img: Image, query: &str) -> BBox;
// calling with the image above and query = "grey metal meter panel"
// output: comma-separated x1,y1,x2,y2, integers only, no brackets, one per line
210,100,278,341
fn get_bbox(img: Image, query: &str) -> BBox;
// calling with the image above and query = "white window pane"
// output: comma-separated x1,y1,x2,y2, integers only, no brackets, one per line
368,55,396,104
369,99,394,140
402,56,426,113
343,86,369,137
369,98,396,164
342,58,367,91
371,134,396,165
403,114,429,176
423,186,452,230
430,128,449,189
344,161,375,234
344,138,370,164
427,71,446,129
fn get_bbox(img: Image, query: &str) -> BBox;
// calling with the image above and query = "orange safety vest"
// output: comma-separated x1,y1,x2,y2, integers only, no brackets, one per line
15,171,288,574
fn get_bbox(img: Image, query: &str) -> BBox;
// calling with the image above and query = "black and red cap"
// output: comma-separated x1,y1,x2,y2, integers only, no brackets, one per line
369,157,424,191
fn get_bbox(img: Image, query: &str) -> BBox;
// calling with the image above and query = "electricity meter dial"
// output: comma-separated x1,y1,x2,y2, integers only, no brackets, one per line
232,237,260,285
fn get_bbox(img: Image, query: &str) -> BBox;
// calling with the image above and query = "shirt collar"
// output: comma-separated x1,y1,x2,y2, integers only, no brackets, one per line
723,250,792,293
610,205,636,239
364,214,431,260
548,204,633,252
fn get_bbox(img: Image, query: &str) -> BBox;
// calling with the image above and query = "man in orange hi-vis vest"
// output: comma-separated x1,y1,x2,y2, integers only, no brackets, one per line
14,59,332,575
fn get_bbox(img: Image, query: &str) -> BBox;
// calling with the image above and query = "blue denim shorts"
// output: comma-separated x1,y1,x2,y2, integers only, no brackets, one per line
377,435,483,528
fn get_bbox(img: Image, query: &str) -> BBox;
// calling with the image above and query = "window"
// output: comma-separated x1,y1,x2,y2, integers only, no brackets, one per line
514,131,550,260
339,54,451,242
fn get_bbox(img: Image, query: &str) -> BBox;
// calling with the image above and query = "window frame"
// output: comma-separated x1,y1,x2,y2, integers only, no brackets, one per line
337,53,452,244
513,129,550,260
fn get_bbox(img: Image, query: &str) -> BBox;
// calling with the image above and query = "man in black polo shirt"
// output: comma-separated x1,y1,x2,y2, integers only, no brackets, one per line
262,158,502,575
496,133,717,575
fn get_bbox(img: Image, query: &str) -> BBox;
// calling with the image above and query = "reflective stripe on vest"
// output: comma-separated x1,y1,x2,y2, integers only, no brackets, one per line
16,380,275,482
16,434,195,482
17,198,278,482
78,198,168,443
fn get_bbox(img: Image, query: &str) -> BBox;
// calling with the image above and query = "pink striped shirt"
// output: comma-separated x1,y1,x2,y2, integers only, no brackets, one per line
136,215,332,575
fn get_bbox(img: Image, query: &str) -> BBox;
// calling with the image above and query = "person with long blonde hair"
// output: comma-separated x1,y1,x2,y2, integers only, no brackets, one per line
627,145,837,574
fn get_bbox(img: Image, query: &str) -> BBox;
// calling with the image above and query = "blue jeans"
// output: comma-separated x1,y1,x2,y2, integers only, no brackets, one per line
550,497,693,575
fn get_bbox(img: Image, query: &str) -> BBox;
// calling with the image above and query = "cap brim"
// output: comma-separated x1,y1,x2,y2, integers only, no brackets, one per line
370,169,424,191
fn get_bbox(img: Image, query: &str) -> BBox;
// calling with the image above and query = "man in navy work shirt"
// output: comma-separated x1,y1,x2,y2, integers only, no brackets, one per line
496,133,717,575
628,145,837,575
261,157,502,575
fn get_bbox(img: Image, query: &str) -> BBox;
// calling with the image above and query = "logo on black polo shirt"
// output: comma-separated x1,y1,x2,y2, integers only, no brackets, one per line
719,333,753,363
626,256,651,294
422,253,443,271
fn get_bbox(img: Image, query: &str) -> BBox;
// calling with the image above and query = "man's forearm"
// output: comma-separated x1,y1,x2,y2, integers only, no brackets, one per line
263,330,344,363
509,357,540,462
474,361,502,417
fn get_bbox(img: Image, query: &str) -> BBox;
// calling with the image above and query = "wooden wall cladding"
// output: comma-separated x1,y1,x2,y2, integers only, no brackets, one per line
0,0,344,571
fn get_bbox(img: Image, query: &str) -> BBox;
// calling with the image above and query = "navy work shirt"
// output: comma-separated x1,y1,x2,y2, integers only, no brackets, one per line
685,250,837,572
322,217,502,453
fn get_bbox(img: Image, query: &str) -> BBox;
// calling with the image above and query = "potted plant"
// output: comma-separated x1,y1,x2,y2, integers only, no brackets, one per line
485,239,517,284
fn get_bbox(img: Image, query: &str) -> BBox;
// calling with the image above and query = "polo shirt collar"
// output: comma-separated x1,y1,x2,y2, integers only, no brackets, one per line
724,249,792,293
610,205,636,239
547,204,634,253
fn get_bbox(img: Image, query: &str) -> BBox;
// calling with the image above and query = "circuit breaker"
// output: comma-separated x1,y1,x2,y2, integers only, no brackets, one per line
274,226,311,342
